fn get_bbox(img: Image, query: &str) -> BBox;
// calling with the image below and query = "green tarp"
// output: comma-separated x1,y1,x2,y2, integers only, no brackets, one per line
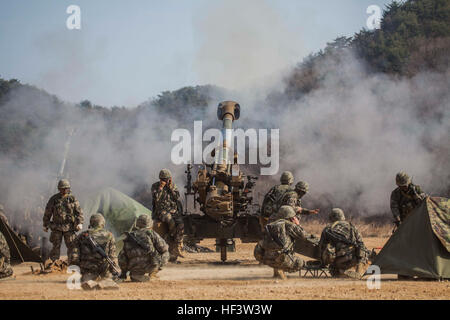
83,187,152,237
0,219,43,263
373,196,450,279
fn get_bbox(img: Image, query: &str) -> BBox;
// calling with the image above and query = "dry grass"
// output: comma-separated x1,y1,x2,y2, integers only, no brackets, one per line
301,218,393,238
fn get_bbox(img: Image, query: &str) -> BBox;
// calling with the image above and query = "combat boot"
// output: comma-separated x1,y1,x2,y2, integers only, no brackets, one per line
130,274,150,282
98,278,120,290
355,262,368,277
273,268,287,280
81,280,99,290
343,269,362,280
175,242,185,258
0,267,13,279
148,268,160,279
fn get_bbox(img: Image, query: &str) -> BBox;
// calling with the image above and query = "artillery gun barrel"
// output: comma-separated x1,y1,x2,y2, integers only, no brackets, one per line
216,101,240,167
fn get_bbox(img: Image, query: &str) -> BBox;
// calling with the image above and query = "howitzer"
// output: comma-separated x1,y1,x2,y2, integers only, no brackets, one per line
85,233,120,277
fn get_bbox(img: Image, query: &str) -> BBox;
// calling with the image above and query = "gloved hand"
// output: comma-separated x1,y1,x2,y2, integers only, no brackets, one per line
76,224,83,231
43,227,48,232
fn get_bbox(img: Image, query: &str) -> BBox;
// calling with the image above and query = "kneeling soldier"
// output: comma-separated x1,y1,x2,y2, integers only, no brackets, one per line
254,206,310,280
70,213,118,290
319,208,374,279
118,214,169,282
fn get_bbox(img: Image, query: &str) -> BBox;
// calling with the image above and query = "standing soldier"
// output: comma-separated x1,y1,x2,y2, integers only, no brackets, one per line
259,171,294,230
391,171,426,227
70,213,118,290
254,206,313,280
276,181,320,219
43,179,84,265
118,214,169,282
319,208,373,279
151,169,184,262
0,230,13,279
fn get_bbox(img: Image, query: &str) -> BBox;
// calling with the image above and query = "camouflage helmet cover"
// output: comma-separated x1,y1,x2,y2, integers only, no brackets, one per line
280,171,294,185
90,213,105,228
136,214,151,228
396,171,411,187
277,205,296,220
58,179,70,189
329,208,345,222
295,181,309,193
159,169,172,179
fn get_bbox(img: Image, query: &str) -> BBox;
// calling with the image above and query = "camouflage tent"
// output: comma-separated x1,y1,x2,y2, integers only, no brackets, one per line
83,187,152,237
0,219,43,264
373,197,450,279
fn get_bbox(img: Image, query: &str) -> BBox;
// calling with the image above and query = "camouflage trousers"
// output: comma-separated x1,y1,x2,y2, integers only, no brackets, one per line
153,213,184,261
254,243,304,272
80,266,113,283
49,230,76,262
118,251,169,275
0,257,13,279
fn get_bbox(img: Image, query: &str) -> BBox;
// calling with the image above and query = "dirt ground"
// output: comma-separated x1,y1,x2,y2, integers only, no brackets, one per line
0,237,449,300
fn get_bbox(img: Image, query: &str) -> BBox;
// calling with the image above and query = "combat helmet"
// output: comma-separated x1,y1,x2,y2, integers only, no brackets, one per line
57,179,70,189
396,171,411,187
159,169,172,180
295,181,309,193
89,213,105,228
280,171,294,185
329,208,345,222
277,205,296,220
136,214,151,228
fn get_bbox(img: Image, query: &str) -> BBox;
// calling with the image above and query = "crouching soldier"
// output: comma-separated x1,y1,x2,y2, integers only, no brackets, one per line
70,213,119,290
254,206,310,280
0,231,13,279
118,214,169,282
319,208,374,279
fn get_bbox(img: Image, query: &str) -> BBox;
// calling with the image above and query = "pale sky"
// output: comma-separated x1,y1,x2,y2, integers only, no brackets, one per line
0,0,393,107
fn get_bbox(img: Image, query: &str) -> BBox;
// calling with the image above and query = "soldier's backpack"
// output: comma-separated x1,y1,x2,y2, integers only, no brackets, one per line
261,185,291,218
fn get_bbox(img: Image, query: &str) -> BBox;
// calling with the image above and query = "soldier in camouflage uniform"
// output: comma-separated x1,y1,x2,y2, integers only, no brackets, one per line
319,208,373,279
276,181,320,219
0,230,13,279
43,179,84,263
266,181,319,278
254,206,312,280
151,169,184,262
390,171,426,226
259,171,294,230
118,214,169,282
70,213,118,289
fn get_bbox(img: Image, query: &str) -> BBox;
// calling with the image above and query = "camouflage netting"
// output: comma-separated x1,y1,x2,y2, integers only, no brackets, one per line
373,196,450,279
427,197,450,252
83,187,152,237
